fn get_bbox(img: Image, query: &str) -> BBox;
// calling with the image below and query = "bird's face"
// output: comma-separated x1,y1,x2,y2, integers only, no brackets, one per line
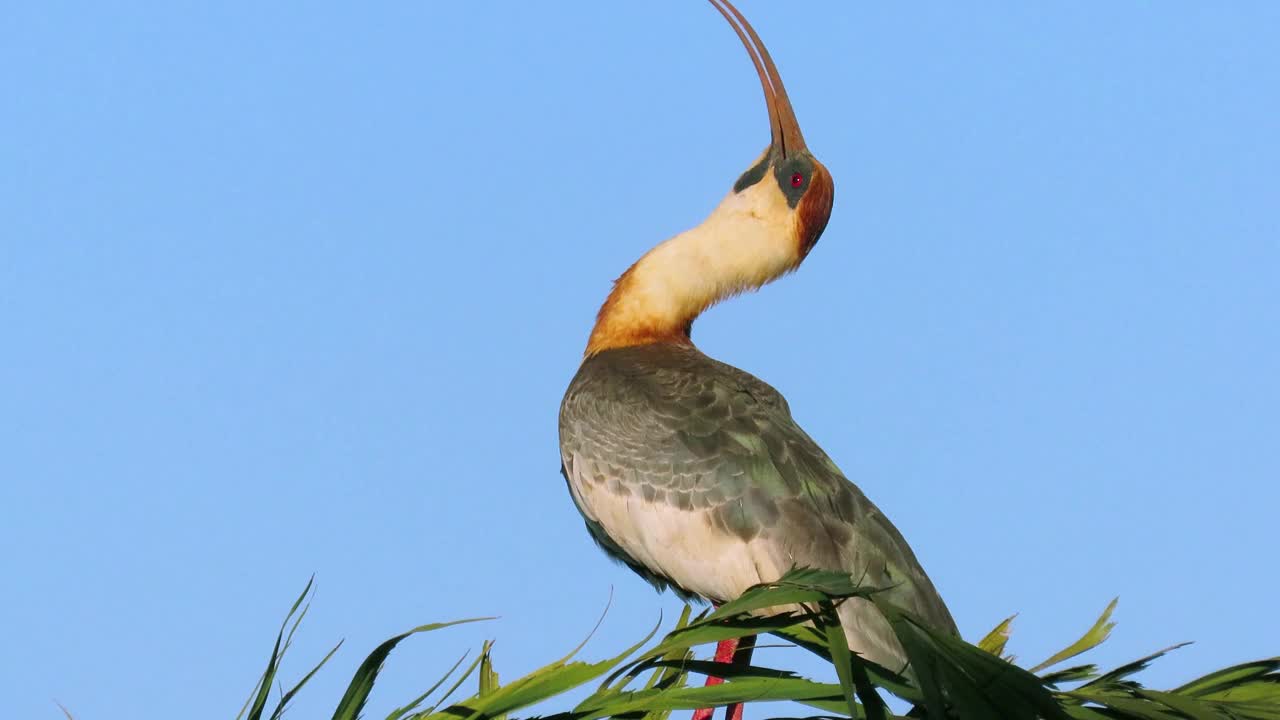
732,148,834,263
711,0,835,266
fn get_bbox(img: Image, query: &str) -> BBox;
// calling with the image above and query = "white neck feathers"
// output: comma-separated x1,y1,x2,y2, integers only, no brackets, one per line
586,181,800,355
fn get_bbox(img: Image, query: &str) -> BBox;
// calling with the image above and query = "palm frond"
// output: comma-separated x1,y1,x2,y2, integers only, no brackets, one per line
242,571,1280,720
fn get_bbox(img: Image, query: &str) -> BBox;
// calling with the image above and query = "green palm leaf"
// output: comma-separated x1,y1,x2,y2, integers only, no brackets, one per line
239,572,1279,720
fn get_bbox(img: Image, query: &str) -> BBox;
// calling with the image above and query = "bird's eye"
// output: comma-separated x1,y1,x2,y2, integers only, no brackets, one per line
790,172,804,188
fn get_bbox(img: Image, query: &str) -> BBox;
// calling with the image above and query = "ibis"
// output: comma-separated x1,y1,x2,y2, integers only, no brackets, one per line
558,2,957,717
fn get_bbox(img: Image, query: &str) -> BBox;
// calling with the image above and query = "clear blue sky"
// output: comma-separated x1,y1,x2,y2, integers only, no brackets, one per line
3,2,1277,718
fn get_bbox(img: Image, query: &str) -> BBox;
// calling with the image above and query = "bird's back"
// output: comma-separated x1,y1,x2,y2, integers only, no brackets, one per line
559,343,957,670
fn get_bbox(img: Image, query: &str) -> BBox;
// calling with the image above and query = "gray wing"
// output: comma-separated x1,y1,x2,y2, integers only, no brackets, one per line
559,344,956,668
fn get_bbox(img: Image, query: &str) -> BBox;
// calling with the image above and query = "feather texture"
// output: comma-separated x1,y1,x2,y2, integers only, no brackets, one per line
559,343,957,670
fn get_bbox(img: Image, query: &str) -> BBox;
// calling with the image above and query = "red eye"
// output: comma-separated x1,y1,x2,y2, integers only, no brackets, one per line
790,172,804,188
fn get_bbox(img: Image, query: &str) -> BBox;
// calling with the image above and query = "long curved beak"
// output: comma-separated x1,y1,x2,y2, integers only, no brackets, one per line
707,0,808,158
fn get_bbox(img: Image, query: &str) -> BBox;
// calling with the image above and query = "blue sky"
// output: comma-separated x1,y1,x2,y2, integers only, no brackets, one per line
3,2,1277,718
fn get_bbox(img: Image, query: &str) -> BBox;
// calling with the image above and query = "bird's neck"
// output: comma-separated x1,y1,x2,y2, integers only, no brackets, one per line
585,189,800,356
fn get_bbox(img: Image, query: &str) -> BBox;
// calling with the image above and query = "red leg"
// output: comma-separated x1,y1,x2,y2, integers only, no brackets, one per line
691,637,739,720
724,635,756,720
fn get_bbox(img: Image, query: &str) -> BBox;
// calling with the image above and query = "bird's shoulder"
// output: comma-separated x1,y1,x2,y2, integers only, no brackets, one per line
559,343,843,512
561,343,790,419
560,344,795,468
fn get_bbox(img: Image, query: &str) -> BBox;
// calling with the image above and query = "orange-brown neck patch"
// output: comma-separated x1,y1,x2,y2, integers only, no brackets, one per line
795,162,834,258
585,262,695,356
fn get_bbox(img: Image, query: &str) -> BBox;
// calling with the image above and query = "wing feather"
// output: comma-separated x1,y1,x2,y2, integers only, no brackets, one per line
559,344,956,668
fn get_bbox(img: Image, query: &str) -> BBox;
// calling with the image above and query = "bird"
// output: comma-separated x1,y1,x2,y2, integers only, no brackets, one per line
557,2,957,718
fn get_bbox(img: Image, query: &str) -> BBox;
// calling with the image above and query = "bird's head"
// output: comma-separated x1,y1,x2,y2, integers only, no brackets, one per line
584,0,834,356
712,0,834,267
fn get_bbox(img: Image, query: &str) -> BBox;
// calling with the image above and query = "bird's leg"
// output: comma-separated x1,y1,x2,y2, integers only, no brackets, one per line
725,634,756,720
690,633,757,720
690,637,738,720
